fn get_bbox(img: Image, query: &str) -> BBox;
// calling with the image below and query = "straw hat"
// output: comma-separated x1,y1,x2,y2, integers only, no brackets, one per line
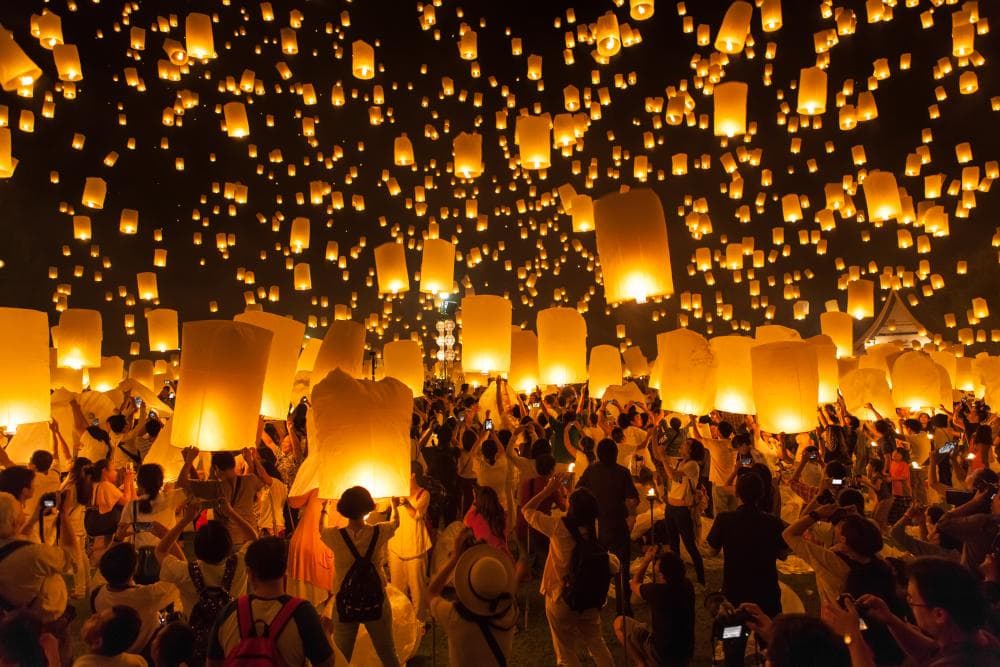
453,544,516,617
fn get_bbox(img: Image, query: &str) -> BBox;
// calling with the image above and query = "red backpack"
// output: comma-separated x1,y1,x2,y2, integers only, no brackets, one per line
223,596,303,667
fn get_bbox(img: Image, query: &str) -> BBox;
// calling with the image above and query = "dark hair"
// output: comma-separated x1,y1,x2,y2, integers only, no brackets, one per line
154,621,195,667
194,520,233,564
0,609,46,665
656,549,687,582
903,418,922,433
106,414,127,434
88,459,111,488
29,450,53,474
99,542,137,587
718,421,734,439
336,486,375,520
137,463,164,514
473,485,507,541
687,439,705,463
578,436,596,464
616,413,631,429
0,466,35,501
145,415,163,440
825,461,847,480
973,424,993,446
461,430,478,452
735,472,764,508
596,438,618,464
750,463,775,513
98,606,142,657
766,614,851,667
931,413,949,429
86,424,112,459
837,488,865,515
565,487,599,536
255,447,282,481
262,423,280,445
610,426,624,443
529,439,551,459
534,452,556,476
669,417,682,429
245,536,288,581
731,433,750,449
838,514,883,557
290,402,307,437
481,439,498,465
908,557,987,631
72,457,93,508
211,451,236,472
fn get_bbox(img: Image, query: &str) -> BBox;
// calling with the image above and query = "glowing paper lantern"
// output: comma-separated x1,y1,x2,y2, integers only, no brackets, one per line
374,242,409,294
312,320,366,381
755,325,800,343
82,177,107,209
394,134,414,166
352,40,375,79
588,346,622,399
715,1,753,54
622,346,649,377
0,29,41,90
807,335,840,404
863,171,902,222
170,321,272,452
136,272,158,301
972,298,990,319
656,329,717,416
56,308,101,369
751,342,819,433
820,311,854,358
796,67,827,115
841,368,894,421
710,335,755,414
453,132,483,178
761,0,782,31
596,12,621,56
184,13,214,59
571,194,595,232
460,295,512,376
223,102,249,138
128,360,154,389
289,369,411,500
0,308,49,432
52,44,81,81
293,263,311,291
234,311,306,419
713,81,748,137
631,0,654,20
382,340,424,396
891,352,942,412
146,309,179,352
537,307,587,386
419,238,455,296
594,188,674,304
509,328,539,394
516,114,551,170
847,280,875,319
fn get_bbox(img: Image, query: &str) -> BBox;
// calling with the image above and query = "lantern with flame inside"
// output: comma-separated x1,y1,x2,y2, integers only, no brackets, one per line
807,335,840,405
0,308,49,433
453,132,483,178
352,40,375,79
713,81,748,137
537,307,587,386
128,360,154,390
419,239,455,296
170,321,272,451
656,329,717,416
89,356,124,392
863,171,902,222
136,272,158,301
594,188,674,304
848,280,875,320
0,29,41,90
751,341,819,434
56,309,102,370
841,368,895,421
820,311,854,358
516,114,551,170
234,311,306,419
224,102,249,138
461,295,512,377
715,1,752,54
797,67,827,115
623,347,650,377
710,335,755,414
596,12,621,57
588,345,623,399
509,328,539,394
375,242,409,295
891,352,942,412
185,13,214,59
146,309,178,352
571,194,595,232
383,340,424,396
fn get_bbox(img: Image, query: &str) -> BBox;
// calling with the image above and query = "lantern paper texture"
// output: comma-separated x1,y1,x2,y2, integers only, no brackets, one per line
56,308,102,369
588,345,622,399
751,341,819,434
419,238,456,295
710,335,755,414
656,329,717,416
461,295,512,376
0,308,50,432
537,307,587,386
375,242,409,294
622,346,649,377
841,368,895,421
146,309,179,352
509,327,539,393
235,311,306,419
89,356,124,392
312,320,366,382
382,340,424,396
891,352,942,411
820,311,854,358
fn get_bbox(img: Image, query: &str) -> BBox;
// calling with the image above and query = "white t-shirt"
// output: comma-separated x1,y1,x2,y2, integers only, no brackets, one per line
258,478,288,535
703,438,735,485
119,489,186,548
667,460,701,505
90,582,177,653
158,550,248,616
73,654,147,666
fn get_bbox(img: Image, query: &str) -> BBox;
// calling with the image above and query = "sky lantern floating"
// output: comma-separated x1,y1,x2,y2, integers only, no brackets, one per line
593,188,674,304
184,12,214,60
453,132,483,178
374,242,409,294
72,215,91,241
419,238,456,296
760,0,782,31
841,368,894,421
128,359,154,390
458,29,477,60
352,40,375,79
223,102,249,138
715,1,753,54
891,351,943,412
56,308,101,370
588,345,622,399
509,328,539,393
461,295,512,377
0,28,41,90
89,356,124,392
136,272,158,301
820,311,854,358
289,369,411,500
656,329,717,416
394,134,414,166
312,320,365,382
972,297,990,319
847,279,875,320
806,335,839,404
955,357,975,392
596,12,621,57
146,308,179,352
863,171,902,222
713,81,748,137
234,311,306,419
293,263,311,291
751,341,819,433
630,0,654,20
0,308,49,433
382,340,424,396
50,349,83,393
82,177,107,209
516,114,551,170
571,194,595,232
709,335,755,414
53,44,81,81
35,11,63,48
170,320,272,452
537,307,587,386
289,217,310,253
796,66,827,115
622,347,649,378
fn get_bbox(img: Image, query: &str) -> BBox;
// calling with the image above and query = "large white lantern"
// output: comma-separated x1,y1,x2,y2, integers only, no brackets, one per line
56,308,102,370
234,311,306,419
751,342,819,434
508,328,539,394
710,335,755,414
588,345,622,399
891,352,943,412
382,340,424,396
0,308,50,432
656,329,717,416
419,238,455,296
146,309,179,352
460,295,512,376
841,368,894,421
312,320,366,382
537,307,587,386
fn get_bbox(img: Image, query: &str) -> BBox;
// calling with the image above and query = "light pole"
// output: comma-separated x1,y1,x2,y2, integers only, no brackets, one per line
434,319,456,381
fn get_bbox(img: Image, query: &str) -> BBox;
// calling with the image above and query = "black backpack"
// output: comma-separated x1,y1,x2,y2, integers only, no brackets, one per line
335,526,384,623
837,553,905,665
561,519,612,612
188,556,238,666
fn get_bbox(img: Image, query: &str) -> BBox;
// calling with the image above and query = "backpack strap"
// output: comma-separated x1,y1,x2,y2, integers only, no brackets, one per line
338,528,362,561
362,525,380,562
189,561,206,593
89,584,105,613
231,476,243,505
264,597,304,640
221,555,238,590
236,595,255,639
339,525,380,563
473,616,507,667
0,540,30,565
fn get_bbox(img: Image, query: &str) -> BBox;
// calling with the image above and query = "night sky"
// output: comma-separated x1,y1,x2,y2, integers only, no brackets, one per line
0,0,997,362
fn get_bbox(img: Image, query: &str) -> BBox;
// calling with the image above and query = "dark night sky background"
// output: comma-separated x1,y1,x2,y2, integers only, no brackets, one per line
0,0,997,363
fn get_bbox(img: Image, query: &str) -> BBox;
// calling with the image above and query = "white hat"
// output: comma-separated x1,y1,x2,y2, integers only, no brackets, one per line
453,544,516,617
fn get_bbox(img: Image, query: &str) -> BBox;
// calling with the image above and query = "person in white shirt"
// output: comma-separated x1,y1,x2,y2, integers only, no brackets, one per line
24,451,62,545
74,604,147,666
388,462,432,623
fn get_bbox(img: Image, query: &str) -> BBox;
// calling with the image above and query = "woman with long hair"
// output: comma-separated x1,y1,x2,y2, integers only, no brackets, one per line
61,457,92,598
256,447,288,536
464,485,512,560
660,438,706,584
89,459,135,560
388,461,433,622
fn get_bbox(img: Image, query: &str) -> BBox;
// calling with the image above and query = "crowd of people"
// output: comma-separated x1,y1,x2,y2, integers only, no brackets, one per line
0,376,999,666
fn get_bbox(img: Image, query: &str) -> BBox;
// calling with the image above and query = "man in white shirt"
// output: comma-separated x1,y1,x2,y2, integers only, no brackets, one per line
75,605,147,666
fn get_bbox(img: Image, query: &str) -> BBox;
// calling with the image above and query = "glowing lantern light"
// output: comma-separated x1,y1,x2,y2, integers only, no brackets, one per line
596,12,621,57
863,171,902,222
807,335,839,404
509,328,539,393
289,369,411,500
820,311,854,358
715,1,753,54
374,242,409,294
713,81,748,137
53,44,82,81
293,263,311,291
35,11,63,48
352,40,375,79
571,194,595,232
588,345,622,399
516,114,551,170
972,298,990,319
537,307,587,386
797,67,827,115
847,279,875,319
709,335,755,414
459,30,477,60
630,0,654,20
751,342,818,433
234,311,306,419
891,352,942,412
313,320,366,382
841,368,895,421
136,272,158,301
622,347,649,377
184,12,215,59
128,360,154,390
88,356,123,392
82,177,107,209
419,238,456,296
289,217,310,252
0,29,41,90
761,0,782,31
0,308,49,432
56,308,101,369
170,321,272,452
394,134,414,166
755,325,800,343
656,329,717,415
594,188,674,304
461,295,512,376
223,102,249,137
383,340,424,396
146,309,179,352
453,132,483,178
